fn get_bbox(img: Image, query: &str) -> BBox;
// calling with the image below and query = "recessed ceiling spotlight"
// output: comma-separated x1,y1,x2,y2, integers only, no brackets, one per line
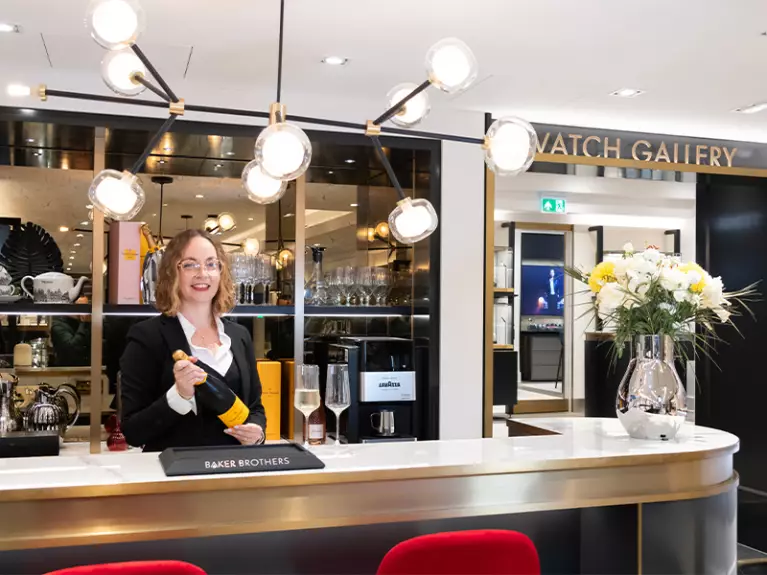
70,250,77,254
6,84,29,97
158,159,165,164
248,217,254,221
86,204,93,209
328,170,334,175
26,138,34,143
610,88,644,98
215,163,223,168
80,221,89,225
59,226,69,232
76,233,84,238
163,203,168,207
20,109,34,114
69,256,75,260
226,151,236,156
0,23,20,33
163,146,172,151
74,243,81,247
344,159,355,164
350,203,358,207
322,56,348,66
195,194,204,198
733,102,767,114
33,152,41,157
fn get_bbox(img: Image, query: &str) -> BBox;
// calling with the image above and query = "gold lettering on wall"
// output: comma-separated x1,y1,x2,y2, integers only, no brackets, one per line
604,137,621,159
631,140,652,161
684,144,690,164
723,147,737,167
709,146,722,167
655,142,671,163
568,134,583,156
673,142,679,163
696,145,708,165
583,135,600,157
536,133,550,154
550,133,568,155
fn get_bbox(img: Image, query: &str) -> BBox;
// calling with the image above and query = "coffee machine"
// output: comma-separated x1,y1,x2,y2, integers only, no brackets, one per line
306,336,421,443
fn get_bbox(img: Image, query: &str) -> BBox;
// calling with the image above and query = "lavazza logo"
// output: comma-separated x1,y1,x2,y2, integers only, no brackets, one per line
378,380,401,388
204,456,291,470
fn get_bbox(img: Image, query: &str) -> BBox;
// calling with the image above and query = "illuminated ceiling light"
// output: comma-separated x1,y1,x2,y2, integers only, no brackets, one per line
70,250,77,254
367,227,376,242
86,204,93,209
26,138,35,143
278,248,294,264
163,146,172,151
20,109,34,115
242,238,260,255
322,56,348,66
350,203,358,207
87,0,145,50
733,102,767,114
254,121,312,180
375,221,389,238
101,48,147,96
345,158,355,164
247,217,254,221
88,169,145,221
217,212,236,232
425,38,478,94
81,221,90,226
69,256,75,260
6,84,31,97
76,234,84,238
387,82,431,128
0,23,20,33
195,194,204,198
242,159,288,205
74,243,81,247
610,87,644,98
59,226,70,232
203,216,218,234
483,116,538,177
388,197,438,244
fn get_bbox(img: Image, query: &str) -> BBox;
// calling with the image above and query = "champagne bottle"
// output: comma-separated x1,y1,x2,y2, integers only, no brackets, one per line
172,350,250,428
304,396,326,446
140,224,162,304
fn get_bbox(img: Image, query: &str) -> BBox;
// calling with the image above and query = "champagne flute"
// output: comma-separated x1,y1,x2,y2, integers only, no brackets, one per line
294,364,321,447
325,364,351,444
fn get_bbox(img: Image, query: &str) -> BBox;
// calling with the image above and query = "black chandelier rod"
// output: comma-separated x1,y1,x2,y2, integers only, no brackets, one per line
370,136,407,201
373,79,431,126
131,44,179,103
41,89,483,144
276,0,285,103
133,75,170,102
130,115,177,174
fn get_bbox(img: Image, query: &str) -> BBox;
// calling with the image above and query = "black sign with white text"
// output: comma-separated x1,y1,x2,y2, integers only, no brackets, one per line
159,443,325,477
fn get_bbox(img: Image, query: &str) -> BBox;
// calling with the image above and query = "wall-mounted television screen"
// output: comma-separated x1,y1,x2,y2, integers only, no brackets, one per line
520,264,564,316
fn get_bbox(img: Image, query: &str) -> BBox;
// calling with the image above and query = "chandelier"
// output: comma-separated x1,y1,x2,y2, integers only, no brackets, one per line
26,0,538,244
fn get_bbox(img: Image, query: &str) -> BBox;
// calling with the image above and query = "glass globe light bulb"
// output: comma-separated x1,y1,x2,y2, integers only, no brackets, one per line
254,123,312,181
88,169,145,221
203,217,218,234
375,221,390,238
242,238,260,255
217,212,236,232
388,197,438,244
278,248,294,263
87,0,145,50
101,49,146,96
425,38,478,94
484,116,538,176
241,159,288,205
386,83,431,128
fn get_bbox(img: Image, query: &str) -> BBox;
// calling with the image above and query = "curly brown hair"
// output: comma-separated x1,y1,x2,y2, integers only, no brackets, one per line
155,229,235,317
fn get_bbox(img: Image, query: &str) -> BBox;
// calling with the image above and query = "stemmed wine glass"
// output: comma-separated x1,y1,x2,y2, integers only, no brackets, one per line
372,268,390,306
337,266,355,306
355,266,374,306
325,364,351,445
294,364,320,447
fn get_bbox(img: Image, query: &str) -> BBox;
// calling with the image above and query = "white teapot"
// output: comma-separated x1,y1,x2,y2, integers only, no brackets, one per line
21,272,87,304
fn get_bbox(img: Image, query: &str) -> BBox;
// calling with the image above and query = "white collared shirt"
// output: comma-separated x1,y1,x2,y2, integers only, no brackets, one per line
166,312,234,415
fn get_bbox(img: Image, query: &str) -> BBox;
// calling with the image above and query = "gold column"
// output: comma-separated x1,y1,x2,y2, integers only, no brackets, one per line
89,127,106,454
483,168,496,437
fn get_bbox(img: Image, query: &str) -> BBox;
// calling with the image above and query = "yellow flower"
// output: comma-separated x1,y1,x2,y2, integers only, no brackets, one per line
679,262,706,293
588,261,616,293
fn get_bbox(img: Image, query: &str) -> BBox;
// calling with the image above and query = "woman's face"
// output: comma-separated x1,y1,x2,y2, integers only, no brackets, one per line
178,236,221,306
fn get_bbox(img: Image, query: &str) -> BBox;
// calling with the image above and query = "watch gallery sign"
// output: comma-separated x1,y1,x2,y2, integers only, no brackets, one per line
530,123,767,174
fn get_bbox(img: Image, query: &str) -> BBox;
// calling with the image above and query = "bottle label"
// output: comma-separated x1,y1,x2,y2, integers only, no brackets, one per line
218,396,250,428
309,424,325,439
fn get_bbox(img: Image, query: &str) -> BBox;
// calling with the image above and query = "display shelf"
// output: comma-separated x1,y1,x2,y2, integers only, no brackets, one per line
100,304,424,317
493,288,515,294
0,303,91,315
493,344,515,350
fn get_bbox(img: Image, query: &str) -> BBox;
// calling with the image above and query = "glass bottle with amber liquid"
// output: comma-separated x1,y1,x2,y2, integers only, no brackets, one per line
304,395,326,445
172,350,250,428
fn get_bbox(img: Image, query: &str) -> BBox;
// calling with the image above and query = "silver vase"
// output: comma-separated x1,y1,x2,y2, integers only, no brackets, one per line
616,335,687,440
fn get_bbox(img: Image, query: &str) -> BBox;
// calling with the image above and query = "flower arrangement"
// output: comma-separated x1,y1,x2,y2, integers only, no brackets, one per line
567,243,758,357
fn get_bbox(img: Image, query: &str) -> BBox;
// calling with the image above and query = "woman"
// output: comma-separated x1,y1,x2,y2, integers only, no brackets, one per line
120,229,266,451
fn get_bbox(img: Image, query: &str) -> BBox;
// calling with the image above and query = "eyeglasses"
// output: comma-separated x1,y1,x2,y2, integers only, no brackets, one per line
178,259,222,274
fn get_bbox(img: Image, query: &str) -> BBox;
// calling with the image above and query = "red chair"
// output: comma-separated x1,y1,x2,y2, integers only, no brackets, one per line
377,530,540,575
44,560,206,575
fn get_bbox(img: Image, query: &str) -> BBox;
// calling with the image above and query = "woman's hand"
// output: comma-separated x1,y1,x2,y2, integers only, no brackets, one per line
225,423,264,445
173,356,206,400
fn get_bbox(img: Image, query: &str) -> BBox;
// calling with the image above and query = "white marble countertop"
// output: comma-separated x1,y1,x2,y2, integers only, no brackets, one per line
0,418,738,501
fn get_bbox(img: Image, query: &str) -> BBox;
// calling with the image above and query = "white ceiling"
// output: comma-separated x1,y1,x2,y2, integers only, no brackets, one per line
3,1,767,142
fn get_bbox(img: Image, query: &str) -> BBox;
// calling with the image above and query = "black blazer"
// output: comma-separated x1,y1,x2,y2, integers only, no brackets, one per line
119,314,267,452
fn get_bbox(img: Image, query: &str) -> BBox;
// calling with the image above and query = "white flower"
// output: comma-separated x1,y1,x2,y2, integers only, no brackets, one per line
623,242,634,253
715,307,731,322
613,258,631,285
596,283,625,319
686,270,703,290
641,248,662,265
659,267,689,292
701,276,725,309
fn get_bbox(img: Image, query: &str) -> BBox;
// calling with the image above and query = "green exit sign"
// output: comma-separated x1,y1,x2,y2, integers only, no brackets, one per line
541,197,567,214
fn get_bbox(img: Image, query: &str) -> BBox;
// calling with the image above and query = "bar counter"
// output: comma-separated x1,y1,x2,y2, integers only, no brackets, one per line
0,418,740,574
